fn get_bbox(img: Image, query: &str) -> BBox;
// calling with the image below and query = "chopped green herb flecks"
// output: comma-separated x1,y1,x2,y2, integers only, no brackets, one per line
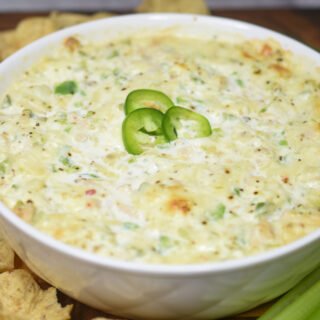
86,111,95,117
78,50,87,57
55,80,78,95
233,188,242,196
59,156,71,167
59,154,79,172
211,203,226,220
108,50,119,59
279,140,288,146
191,75,205,84
159,235,172,251
64,126,72,133
0,160,8,174
79,173,100,179
255,202,275,215
236,79,244,87
260,107,267,113
1,94,12,108
123,222,139,230
255,202,266,210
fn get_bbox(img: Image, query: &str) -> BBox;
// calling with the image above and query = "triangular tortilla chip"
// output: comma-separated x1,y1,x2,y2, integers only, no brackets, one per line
137,0,209,14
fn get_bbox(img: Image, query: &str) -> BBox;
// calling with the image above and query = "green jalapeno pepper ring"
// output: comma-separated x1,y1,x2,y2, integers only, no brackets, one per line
124,89,174,115
122,108,166,155
162,106,212,141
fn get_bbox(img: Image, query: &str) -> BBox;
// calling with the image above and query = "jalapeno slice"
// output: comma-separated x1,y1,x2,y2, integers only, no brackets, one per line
122,108,166,155
162,106,212,141
124,89,174,115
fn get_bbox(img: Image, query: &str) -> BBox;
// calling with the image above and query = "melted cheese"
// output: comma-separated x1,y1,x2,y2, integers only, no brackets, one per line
0,33,319,264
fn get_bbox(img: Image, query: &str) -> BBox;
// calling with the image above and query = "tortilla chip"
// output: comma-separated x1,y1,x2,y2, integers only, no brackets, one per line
15,17,57,48
0,269,72,320
136,0,210,14
0,11,113,62
0,30,19,61
0,236,14,272
49,12,113,30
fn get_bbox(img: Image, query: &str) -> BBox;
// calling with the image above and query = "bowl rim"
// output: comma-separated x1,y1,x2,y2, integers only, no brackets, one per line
0,13,319,276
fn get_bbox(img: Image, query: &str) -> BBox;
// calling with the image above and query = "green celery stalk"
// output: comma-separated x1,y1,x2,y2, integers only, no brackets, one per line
307,306,320,320
258,267,320,320
271,280,320,320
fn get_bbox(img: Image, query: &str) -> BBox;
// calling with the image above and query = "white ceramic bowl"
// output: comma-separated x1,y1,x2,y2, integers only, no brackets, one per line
0,14,319,320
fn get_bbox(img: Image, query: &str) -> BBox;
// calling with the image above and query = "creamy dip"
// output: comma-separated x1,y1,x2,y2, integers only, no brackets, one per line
0,32,319,264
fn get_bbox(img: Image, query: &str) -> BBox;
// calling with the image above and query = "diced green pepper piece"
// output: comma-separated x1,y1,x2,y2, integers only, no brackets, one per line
162,106,212,141
55,81,78,95
211,203,226,220
124,89,174,115
159,235,172,250
233,188,242,196
255,202,266,210
122,108,166,155
279,139,288,146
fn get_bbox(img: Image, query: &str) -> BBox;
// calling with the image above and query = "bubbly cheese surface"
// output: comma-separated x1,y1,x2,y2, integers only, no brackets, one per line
0,32,319,264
